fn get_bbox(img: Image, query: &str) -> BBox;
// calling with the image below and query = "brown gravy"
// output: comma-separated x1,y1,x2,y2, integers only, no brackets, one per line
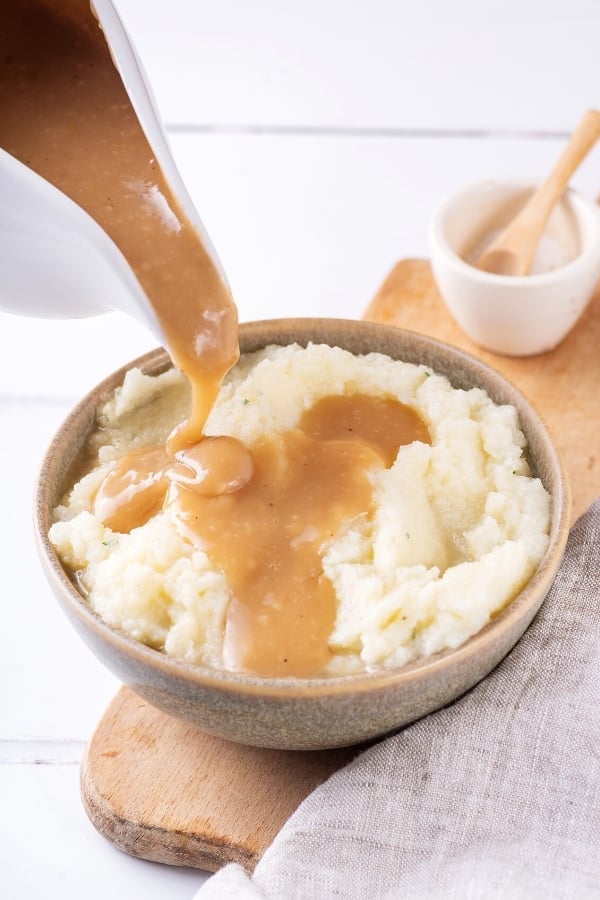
93,392,430,676
3,2,432,676
0,0,238,448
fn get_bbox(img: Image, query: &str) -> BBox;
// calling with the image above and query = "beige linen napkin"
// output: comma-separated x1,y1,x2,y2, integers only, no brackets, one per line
195,499,600,899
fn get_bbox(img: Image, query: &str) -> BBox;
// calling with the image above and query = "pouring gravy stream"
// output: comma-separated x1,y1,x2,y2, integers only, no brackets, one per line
2,0,431,676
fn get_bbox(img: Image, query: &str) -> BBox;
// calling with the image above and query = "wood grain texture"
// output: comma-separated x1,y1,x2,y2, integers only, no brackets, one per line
364,259,599,523
81,259,598,873
81,687,357,872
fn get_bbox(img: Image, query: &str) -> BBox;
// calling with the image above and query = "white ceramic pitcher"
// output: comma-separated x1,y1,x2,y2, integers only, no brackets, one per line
0,0,227,344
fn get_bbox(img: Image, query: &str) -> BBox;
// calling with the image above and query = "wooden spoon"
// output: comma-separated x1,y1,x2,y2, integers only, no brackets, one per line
476,109,600,276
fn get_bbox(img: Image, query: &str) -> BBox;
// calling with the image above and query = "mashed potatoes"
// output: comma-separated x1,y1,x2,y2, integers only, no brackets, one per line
49,343,551,676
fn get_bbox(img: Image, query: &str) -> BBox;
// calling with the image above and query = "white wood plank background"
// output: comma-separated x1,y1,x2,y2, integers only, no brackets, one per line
1,2,598,897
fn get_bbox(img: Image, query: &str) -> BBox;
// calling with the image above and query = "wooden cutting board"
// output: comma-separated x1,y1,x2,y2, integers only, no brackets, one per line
81,259,600,873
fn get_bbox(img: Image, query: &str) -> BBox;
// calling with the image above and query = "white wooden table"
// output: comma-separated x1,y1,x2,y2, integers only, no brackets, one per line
1,2,598,897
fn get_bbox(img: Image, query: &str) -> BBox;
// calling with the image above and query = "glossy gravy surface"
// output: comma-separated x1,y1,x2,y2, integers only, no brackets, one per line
4,2,432,675
94,393,431,676
0,0,238,447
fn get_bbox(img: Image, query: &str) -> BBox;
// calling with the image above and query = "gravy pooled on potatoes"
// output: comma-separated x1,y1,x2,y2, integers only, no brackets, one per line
50,345,551,678
94,391,430,676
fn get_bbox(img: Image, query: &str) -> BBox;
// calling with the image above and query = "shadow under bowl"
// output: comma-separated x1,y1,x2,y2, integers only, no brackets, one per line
34,318,570,750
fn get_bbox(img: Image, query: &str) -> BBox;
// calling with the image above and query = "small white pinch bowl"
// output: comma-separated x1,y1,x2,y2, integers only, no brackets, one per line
429,179,600,356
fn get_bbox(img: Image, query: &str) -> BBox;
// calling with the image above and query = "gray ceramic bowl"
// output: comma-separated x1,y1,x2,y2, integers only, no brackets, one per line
35,318,570,750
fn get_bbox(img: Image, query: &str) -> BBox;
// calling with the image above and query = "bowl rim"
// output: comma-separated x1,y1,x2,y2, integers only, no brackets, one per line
428,177,600,288
34,317,571,699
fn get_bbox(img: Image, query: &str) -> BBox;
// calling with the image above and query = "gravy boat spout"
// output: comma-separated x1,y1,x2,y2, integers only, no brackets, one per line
92,0,227,285
0,0,228,345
